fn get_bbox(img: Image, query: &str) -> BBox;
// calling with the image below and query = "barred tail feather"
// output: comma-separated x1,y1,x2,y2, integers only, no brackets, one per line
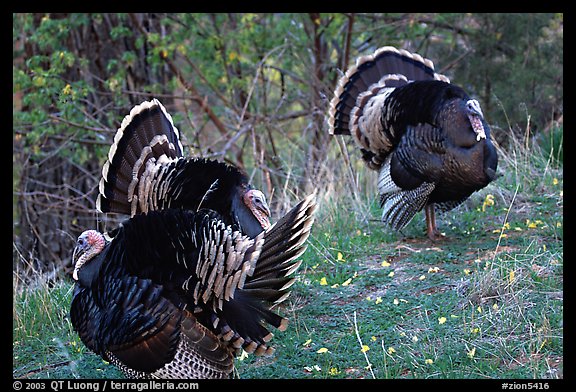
329,47,448,170
97,99,183,215
328,46,450,139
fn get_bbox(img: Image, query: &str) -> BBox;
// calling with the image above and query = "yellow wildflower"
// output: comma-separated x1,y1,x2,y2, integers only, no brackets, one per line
438,317,447,325
482,194,495,211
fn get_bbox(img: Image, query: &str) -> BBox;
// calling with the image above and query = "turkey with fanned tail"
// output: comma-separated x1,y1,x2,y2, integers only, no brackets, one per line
97,98,270,238
70,193,317,379
328,46,499,240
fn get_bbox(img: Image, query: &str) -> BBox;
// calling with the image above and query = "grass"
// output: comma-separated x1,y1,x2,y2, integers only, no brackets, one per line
13,126,563,380
235,199,563,379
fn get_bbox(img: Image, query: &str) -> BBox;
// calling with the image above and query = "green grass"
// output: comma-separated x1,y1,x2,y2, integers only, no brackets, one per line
13,129,563,380
234,192,563,379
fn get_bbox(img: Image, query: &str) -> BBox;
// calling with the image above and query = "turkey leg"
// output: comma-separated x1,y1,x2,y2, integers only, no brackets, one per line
425,204,443,241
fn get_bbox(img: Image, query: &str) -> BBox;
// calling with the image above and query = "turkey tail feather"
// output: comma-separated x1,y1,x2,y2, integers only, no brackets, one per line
329,47,447,135
97,99,183,215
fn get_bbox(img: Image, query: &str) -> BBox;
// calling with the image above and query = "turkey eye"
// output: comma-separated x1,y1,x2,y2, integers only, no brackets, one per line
78,238,85,246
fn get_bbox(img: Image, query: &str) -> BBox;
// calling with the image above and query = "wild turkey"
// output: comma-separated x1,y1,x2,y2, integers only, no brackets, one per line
328,46,498,240
97,98,270,238
70,193,317,379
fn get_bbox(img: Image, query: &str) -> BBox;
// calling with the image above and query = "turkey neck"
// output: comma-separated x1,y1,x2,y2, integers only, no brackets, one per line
231,193,266,238
75,245,110,290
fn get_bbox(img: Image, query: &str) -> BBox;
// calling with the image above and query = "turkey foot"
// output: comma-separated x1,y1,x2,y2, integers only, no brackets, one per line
425,204,445,241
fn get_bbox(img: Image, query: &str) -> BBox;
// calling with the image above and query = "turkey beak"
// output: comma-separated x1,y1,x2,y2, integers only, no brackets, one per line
244,189,271,229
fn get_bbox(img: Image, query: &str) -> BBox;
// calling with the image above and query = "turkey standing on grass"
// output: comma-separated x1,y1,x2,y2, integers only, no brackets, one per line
97,98,271,238
328,46,498,240
70,194,317,379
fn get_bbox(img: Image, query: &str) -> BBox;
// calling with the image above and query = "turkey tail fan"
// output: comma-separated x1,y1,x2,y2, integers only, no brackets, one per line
97,99,184,215
372,46,436,82
328,46,449,136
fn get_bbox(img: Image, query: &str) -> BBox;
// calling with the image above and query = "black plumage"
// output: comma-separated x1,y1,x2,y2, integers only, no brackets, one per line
70,194,317,379
97,99,270,238
328,46,498,240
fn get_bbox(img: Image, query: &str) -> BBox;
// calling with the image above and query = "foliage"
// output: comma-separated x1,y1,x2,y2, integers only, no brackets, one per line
445,13,563,144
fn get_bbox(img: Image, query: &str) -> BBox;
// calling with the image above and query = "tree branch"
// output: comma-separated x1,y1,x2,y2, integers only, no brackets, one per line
128,13,229,136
